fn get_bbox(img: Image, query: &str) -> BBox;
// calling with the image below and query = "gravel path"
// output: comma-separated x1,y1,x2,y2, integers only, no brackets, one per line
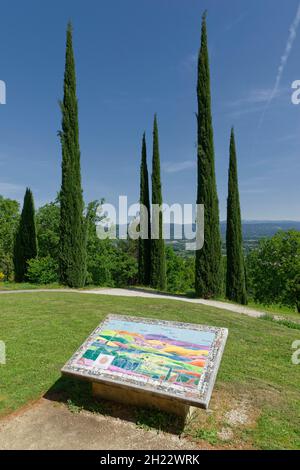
0,287,268,319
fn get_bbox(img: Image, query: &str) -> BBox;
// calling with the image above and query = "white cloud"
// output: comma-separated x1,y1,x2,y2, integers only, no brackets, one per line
244,88,282,104
0,182,25,199
163,160,196,173
229,87,284,108
225,12,248,32
258,2,300,127
181,52,197,71
227,102,267,119
271,2,300,101
227,87,287,118
240,175,271,194
240,188,269,194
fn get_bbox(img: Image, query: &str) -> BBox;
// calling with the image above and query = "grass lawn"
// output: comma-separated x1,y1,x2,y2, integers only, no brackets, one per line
214,294,299,319
0,282,63,291
0,292,299,449
246,301,299,319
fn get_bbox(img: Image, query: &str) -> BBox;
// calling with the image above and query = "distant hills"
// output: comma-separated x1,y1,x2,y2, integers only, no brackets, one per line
220,220,300,240
116,220,300,251
165,220,300,255
117,220,300,241
165,220,300,241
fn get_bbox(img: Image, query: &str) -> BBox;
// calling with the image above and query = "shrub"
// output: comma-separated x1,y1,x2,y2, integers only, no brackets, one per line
0,271,5,282
27,256,59,284
247,230,300,312
166,246,194,293
111,245,138,287
86,238,116,286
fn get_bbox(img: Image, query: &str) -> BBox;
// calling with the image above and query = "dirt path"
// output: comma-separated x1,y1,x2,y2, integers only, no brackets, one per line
0,399,198,450
0,287,269,319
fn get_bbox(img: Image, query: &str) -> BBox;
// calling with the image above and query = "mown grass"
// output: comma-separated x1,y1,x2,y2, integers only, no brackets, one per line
215,294,299,318
246,300,299,318
0,282,63,290
260,314,300,330
0,292,299,449
0,282,105,291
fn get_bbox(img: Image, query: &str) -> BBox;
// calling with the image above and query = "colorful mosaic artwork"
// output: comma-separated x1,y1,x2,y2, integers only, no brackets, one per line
62,315,228,408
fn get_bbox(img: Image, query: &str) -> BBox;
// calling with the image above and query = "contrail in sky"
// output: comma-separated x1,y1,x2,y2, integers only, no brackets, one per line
258,1,300,127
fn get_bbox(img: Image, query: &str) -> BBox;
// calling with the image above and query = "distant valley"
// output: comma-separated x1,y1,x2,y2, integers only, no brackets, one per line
166,220,300,255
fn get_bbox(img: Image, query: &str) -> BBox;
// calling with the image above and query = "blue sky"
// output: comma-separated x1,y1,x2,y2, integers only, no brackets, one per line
0,0,299,220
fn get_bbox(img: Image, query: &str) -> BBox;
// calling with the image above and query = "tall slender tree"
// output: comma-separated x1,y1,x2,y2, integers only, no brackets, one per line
59,22,86,287
150,115,166,290
138,133,151,285
195,12,222,298
14,188,38,282
226,128,247,304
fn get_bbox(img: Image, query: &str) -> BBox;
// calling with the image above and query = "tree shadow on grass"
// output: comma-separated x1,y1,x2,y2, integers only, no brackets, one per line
45,376,186,435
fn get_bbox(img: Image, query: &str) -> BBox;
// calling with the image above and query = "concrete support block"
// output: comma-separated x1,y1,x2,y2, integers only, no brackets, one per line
92,381,197,420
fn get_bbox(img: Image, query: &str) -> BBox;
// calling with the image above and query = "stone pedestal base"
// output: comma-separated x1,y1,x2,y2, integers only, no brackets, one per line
92,382,197,420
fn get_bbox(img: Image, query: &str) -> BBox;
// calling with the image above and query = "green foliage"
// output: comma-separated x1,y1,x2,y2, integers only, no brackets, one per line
86,238,115,286
220,255,227,297
87,239,137,288
166,246,194,293
13,188,38,282
111,241,138,287
0,196,19,280
195,13,222,298
52,377,109,415
226,129,247,304
85,200,113,286
247,230,300,312
150,115,166,290
59,23,87,287
193,428,219,445
27,256,59,284
36,199,60,259
86,200,138,287
135,407,179,432
260,314,300,331
67,398,83,414
138,132,151,285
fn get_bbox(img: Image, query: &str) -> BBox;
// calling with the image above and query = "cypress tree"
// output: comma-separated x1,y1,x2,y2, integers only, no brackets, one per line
59,23,87,287
150,115,166,290
226,128,247,304
138,132,151,285
195,12,222,298
14,188,38,282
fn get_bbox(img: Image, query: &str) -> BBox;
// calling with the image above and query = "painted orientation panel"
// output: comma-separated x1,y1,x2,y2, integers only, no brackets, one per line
61,314,228,408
